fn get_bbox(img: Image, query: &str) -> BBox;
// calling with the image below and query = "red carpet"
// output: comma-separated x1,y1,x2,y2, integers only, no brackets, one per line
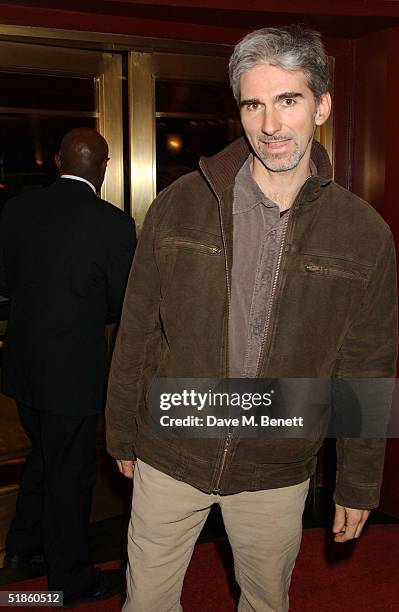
1,525,399,611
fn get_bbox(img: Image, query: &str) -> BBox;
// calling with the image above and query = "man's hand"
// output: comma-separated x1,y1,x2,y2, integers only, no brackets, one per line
116,459,136,479
333,503,370,542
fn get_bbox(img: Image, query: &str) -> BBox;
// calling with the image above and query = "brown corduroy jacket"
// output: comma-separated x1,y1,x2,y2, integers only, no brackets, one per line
106,137,398,509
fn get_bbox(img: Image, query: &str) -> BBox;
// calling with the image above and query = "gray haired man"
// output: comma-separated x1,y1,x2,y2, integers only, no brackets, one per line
106,25,397,612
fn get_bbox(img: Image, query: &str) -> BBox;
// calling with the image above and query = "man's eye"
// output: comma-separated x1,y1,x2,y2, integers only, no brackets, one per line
283,98,296,107
246,103,260,111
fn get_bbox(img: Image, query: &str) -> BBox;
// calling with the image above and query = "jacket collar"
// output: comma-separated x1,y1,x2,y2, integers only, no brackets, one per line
199,136,333,202
53,177,96,195
60,174,96,194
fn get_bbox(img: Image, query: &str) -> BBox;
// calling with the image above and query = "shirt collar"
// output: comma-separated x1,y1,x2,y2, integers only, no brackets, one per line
60,175,96,194
233,155,275,214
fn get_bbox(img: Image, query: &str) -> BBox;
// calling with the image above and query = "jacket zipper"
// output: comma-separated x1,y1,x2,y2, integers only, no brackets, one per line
213,433,232,492
199,159,232,494
255,178,313,377
255,214,290,376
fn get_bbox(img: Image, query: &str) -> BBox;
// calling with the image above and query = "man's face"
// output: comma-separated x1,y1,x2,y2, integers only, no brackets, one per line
239,63,330,173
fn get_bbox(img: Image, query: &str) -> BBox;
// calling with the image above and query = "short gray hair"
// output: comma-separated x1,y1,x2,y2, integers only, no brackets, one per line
229,25,329,103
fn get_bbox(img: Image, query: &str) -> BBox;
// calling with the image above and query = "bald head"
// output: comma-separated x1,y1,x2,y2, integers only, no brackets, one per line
55,128,109,192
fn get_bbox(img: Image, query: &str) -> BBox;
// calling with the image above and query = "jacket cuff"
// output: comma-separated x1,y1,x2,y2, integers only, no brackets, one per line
106,432,137,461
333,481,381,510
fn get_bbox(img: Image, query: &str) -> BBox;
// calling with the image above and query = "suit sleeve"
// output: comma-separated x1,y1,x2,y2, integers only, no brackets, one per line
333,231,398,509
105,215,137,323
105,202,161,460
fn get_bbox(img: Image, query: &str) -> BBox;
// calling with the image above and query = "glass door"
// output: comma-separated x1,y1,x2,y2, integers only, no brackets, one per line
128,52,237,232
0,39,124,366
155,78,241,193
0,41,123,209
0,39,125,365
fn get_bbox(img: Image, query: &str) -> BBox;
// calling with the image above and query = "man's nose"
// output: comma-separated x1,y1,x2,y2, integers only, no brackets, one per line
261,107,282,135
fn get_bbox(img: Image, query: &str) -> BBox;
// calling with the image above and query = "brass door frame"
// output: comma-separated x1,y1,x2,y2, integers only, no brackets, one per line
0,40,124,209
129,52,230,232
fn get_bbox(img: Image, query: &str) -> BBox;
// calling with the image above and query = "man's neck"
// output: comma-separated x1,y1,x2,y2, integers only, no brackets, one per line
251,155,312,211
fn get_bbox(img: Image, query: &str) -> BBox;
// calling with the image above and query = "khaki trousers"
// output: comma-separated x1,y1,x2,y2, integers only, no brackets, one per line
123,459,309,612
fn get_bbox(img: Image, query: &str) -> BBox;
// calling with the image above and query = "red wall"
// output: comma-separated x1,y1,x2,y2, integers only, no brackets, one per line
378,28,399,517
351,31,387,210
351,27,399,516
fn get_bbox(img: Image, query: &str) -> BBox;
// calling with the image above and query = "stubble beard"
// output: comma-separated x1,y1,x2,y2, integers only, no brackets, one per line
256,135,302,172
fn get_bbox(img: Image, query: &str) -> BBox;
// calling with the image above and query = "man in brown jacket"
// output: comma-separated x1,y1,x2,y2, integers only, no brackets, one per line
106,26,397,612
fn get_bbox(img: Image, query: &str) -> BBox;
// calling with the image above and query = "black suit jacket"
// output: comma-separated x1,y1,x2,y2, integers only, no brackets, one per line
0,178,136,415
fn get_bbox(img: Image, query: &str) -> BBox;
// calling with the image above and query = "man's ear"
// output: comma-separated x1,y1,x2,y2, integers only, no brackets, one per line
315,92,331,126
54,152,62,172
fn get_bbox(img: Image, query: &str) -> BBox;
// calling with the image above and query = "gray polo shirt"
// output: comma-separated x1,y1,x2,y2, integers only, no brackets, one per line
228,155,290,378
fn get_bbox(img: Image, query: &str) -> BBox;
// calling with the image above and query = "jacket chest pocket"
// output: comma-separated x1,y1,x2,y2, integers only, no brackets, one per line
157,237,222,256
302,255,372,283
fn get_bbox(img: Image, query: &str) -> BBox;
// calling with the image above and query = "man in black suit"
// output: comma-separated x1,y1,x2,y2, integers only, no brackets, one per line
0,128,136,606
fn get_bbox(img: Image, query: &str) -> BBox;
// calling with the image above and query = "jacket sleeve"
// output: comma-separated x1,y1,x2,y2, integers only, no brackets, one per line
105,202,161,460
333,231,398,509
